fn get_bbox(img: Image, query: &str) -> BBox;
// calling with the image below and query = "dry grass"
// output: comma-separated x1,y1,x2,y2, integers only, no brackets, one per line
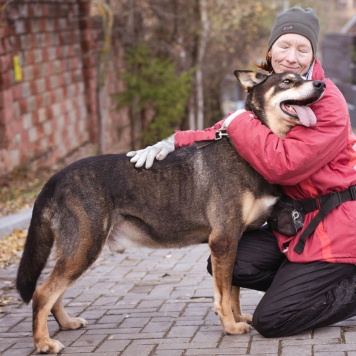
0,167,56,270
0,166,57,217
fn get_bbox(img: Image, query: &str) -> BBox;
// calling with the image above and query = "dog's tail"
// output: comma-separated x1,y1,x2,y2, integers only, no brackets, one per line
16,184,55,304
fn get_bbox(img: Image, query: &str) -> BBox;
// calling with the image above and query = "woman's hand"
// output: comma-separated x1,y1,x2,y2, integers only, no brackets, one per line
126,135,175,169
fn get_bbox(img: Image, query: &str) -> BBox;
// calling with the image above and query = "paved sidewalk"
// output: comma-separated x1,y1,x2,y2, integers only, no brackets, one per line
1,228,356,355
0,209,32,238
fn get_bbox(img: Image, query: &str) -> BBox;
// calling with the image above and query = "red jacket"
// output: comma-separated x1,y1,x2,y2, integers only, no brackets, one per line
175,59,356,263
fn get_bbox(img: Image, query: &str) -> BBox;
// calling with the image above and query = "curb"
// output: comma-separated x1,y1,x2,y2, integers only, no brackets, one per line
0,209,32,238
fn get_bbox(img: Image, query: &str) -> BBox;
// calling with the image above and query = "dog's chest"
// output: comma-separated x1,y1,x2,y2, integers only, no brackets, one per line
242,193,278,228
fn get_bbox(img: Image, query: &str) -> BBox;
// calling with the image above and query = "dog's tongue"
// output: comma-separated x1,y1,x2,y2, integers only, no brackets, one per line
290,105,317,127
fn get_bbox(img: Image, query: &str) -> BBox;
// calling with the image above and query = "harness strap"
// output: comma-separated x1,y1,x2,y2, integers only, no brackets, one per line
294,186,356,254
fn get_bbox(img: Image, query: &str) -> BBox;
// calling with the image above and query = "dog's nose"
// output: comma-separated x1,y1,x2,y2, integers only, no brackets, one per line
313,80,326,89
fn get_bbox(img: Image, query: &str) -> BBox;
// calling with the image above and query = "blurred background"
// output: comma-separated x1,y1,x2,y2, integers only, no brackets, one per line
0,0,355,179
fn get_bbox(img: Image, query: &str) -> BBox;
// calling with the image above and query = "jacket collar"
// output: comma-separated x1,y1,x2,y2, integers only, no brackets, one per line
311,58,325,80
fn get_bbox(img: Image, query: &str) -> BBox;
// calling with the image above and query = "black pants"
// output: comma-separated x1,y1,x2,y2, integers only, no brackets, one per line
207,227,356,337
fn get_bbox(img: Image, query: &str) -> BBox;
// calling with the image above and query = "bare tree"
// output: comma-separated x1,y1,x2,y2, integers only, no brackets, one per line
112,0,336,133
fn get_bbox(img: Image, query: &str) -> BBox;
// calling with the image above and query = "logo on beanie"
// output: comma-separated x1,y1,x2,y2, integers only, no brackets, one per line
283,25,293,31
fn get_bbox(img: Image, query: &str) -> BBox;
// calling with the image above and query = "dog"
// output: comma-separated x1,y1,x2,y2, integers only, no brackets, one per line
16,70,325,353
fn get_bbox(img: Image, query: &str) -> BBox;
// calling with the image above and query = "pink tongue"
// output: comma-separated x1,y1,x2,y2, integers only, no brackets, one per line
290,105,317,127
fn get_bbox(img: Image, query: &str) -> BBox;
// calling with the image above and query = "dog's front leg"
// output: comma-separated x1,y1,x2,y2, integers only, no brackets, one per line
209,230,252,335
231,286,252,324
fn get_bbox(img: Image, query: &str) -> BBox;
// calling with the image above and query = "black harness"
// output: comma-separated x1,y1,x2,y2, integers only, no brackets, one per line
294,185,356,254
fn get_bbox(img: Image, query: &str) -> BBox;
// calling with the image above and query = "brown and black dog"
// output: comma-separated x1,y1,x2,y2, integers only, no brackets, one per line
16,70,325,353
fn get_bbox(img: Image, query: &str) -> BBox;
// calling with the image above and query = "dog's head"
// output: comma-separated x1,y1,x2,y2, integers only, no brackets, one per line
234,70,325,138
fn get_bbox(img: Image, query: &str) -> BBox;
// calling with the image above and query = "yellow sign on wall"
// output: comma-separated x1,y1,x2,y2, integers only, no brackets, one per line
13,55,22,82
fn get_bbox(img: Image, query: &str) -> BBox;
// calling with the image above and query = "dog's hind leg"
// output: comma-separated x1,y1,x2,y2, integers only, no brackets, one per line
209,229,252,335
51,292,88,330
32,226,106,354
231,286,252,324
32,275,69,354
33,252,100,354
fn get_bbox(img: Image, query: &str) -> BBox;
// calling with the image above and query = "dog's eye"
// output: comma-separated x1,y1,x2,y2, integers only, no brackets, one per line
283,79,292,84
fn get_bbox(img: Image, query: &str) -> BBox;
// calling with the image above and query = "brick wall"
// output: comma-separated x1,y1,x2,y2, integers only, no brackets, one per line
0,0,129,177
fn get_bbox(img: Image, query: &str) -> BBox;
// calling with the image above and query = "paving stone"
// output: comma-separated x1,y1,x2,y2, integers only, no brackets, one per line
3,243,356,356
141,320,174,333
343,330,356,344
85,328,140,336
55,329,87,343
95,338,131,352
315,343,356,352
185,348,247,355
70,333,107,347
121,341,156,355
166,325,199,339
219,334,251,349
154,350,184,356
79,308,107,320
282,337,341,346
0,339,17,353
281,344,313,355
110,332,166,340
249,339,280,354
2,347,35,356
97,314,125,325
60,346,96,354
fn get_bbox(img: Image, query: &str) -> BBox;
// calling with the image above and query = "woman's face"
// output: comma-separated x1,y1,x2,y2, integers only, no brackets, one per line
269,33,314,75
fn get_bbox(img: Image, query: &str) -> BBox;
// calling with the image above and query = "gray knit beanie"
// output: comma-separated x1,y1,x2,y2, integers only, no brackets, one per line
268,6,320,53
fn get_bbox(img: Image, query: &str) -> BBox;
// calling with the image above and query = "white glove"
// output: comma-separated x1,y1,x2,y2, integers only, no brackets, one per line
126,134,175,169
222,109,246,129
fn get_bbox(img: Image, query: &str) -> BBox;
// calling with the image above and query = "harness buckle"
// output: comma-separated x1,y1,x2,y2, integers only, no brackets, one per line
349,185,356,200
330,191,342,206
315,197,321,210
215,129,229,140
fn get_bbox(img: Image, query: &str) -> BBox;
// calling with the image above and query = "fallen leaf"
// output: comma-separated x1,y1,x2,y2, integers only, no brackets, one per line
0,229,27,268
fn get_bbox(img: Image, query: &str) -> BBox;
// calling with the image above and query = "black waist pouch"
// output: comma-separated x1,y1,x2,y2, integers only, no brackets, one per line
268,196,305,236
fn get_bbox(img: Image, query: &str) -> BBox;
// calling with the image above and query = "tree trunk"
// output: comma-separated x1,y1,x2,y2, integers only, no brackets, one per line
195,0,209,130
187,87,195,131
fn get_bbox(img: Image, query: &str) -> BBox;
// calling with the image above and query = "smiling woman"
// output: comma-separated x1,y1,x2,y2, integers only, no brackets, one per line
126,5,356,339
269,34,314,74
261,6,319,75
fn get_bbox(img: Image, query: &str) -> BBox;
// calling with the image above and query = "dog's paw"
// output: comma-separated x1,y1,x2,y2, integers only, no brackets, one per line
234,313,252,324
224,321,252,335
36,338,65,354
60,317,88,330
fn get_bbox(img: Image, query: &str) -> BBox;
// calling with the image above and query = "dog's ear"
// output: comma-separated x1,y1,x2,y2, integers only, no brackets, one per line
234,70,268,92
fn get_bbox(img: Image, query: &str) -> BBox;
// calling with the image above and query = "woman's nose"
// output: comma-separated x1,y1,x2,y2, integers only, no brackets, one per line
286,49,297,62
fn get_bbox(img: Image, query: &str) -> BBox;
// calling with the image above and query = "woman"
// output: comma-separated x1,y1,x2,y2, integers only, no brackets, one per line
127,6,356,337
